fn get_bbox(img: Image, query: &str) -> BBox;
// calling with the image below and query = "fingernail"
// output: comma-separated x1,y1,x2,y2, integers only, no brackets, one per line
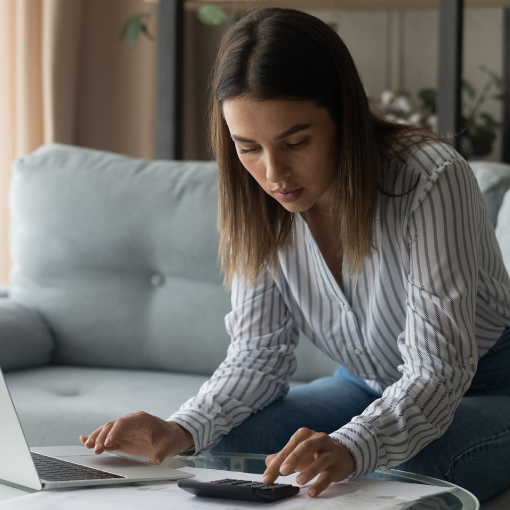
104,436,111,446
296,474,305,485
262,476,271,485
280,464,291,476
156,458,160,465
308,489,316,498
94,444,101,452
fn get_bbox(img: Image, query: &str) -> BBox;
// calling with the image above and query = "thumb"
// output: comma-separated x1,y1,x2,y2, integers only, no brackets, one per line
149,452,163,465
149,439,170,465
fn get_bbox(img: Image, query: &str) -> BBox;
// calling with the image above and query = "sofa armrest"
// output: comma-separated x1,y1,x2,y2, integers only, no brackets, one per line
0,300,54,371
0,285,9,298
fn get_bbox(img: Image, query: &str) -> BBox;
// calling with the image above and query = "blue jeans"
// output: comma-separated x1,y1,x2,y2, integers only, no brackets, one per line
211,327,510,502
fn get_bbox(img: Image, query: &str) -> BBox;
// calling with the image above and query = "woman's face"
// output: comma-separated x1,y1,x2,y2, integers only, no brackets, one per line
222,98,339,215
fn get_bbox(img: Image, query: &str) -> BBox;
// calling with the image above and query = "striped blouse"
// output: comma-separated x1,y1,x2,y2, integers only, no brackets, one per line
169,141,510,479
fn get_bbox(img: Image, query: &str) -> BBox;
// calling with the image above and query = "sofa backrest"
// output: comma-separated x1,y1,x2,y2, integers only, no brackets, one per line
9,144,338,381
469,161,510,228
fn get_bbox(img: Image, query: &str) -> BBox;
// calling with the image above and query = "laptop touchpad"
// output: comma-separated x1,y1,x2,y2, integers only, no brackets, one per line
55,454,191,479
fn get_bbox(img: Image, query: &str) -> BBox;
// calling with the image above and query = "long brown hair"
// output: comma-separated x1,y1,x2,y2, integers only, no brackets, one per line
210,8,448,288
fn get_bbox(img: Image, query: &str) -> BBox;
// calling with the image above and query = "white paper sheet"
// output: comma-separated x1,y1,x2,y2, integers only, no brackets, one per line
290,490,412,510
0,466,456,510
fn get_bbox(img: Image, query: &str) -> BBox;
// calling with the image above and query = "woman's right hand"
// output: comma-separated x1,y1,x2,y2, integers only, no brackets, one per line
79,412,194,465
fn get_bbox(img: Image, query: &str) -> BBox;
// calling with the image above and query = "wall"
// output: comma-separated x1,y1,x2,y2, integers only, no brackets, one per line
75,0,157,159
0,0,158,285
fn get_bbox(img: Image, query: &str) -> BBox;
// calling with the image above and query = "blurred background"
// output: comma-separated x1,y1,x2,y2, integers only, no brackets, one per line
0,0,508,285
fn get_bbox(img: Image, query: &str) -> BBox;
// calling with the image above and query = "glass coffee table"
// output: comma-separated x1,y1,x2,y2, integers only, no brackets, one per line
0,451,479,509
168,452,479,510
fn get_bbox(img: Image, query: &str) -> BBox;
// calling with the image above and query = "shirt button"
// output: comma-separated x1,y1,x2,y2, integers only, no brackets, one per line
150,273,165,287
344,304,350,312
354,348,362,355
467,356,475,365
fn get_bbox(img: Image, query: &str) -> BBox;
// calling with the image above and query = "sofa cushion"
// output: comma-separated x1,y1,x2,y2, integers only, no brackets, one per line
0,301,54,371
469,162,510,227
495,188,510,275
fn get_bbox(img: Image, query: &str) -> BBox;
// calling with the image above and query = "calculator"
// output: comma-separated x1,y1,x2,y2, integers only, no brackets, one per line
178,478,301,503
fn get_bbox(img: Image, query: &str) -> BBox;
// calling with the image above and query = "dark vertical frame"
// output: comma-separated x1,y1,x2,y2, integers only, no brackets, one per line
437,0,464,151
156,0,184,160
503,8,510,163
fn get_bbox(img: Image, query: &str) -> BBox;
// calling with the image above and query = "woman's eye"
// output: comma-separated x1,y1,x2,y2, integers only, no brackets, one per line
238,147,260,154
287,139,310,149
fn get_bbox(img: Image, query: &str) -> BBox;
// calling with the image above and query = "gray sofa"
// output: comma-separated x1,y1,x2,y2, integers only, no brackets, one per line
1,144,510,508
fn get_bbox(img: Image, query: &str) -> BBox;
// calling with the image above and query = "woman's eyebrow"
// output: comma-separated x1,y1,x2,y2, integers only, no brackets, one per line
274,124,311,140
231,124,312,143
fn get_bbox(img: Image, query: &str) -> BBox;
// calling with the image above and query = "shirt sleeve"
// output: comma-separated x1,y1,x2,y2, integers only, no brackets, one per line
330,159,481,478
168,270,300,454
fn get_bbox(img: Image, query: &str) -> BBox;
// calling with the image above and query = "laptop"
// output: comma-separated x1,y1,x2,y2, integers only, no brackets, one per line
0,367,195,491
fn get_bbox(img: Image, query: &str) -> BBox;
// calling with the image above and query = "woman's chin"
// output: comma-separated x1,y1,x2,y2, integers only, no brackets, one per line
278,200,311,214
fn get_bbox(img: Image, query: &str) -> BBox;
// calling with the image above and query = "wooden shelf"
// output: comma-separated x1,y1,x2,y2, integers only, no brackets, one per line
185,0,510,11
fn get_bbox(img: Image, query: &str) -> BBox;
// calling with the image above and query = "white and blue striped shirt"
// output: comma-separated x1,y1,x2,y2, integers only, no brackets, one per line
170,141,510,479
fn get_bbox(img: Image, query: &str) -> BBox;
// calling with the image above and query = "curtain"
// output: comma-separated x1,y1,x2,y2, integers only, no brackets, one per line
0,0,157,285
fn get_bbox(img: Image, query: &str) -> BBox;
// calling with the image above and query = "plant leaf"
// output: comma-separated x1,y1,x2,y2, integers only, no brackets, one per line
479,64,503,88
418,88,436,114
140,24,156,42
120,15,143,48
462,79,476,99
479,112,502,127
480,111,495,122
198,5,228,25
492,93,507,102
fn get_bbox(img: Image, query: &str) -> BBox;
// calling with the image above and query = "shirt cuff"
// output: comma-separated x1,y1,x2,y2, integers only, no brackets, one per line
329,421,380,479
168,410,216,455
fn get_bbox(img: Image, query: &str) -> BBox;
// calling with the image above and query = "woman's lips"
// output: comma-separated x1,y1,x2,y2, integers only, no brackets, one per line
273,187,304,203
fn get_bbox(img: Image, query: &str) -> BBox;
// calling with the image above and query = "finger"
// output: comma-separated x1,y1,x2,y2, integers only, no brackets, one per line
262,428,313,483
277,432,327,478
295,453,331,486
79,435,88,445
93,422,116,454
265,454,277,467
101,414,140,451
307,469,333,498
83,426,105,448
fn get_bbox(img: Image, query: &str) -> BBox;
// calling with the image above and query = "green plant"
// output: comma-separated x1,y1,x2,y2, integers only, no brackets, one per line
418,65,506,158
460,65,505,157
120,13,155,48
198,4,229,25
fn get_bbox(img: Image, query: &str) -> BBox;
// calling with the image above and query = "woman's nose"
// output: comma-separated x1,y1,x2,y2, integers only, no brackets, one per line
265,153,291,183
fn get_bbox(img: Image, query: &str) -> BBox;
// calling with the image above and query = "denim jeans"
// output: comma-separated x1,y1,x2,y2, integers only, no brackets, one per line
211,327,510,502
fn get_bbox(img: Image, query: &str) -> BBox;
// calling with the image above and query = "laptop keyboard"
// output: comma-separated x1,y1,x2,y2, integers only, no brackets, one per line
31,452,125,482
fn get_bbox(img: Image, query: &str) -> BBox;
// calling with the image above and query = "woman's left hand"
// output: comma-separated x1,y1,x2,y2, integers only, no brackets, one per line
261,428,355,498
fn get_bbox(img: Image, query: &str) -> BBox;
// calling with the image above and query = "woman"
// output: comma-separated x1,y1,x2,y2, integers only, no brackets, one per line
81,8,510,501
